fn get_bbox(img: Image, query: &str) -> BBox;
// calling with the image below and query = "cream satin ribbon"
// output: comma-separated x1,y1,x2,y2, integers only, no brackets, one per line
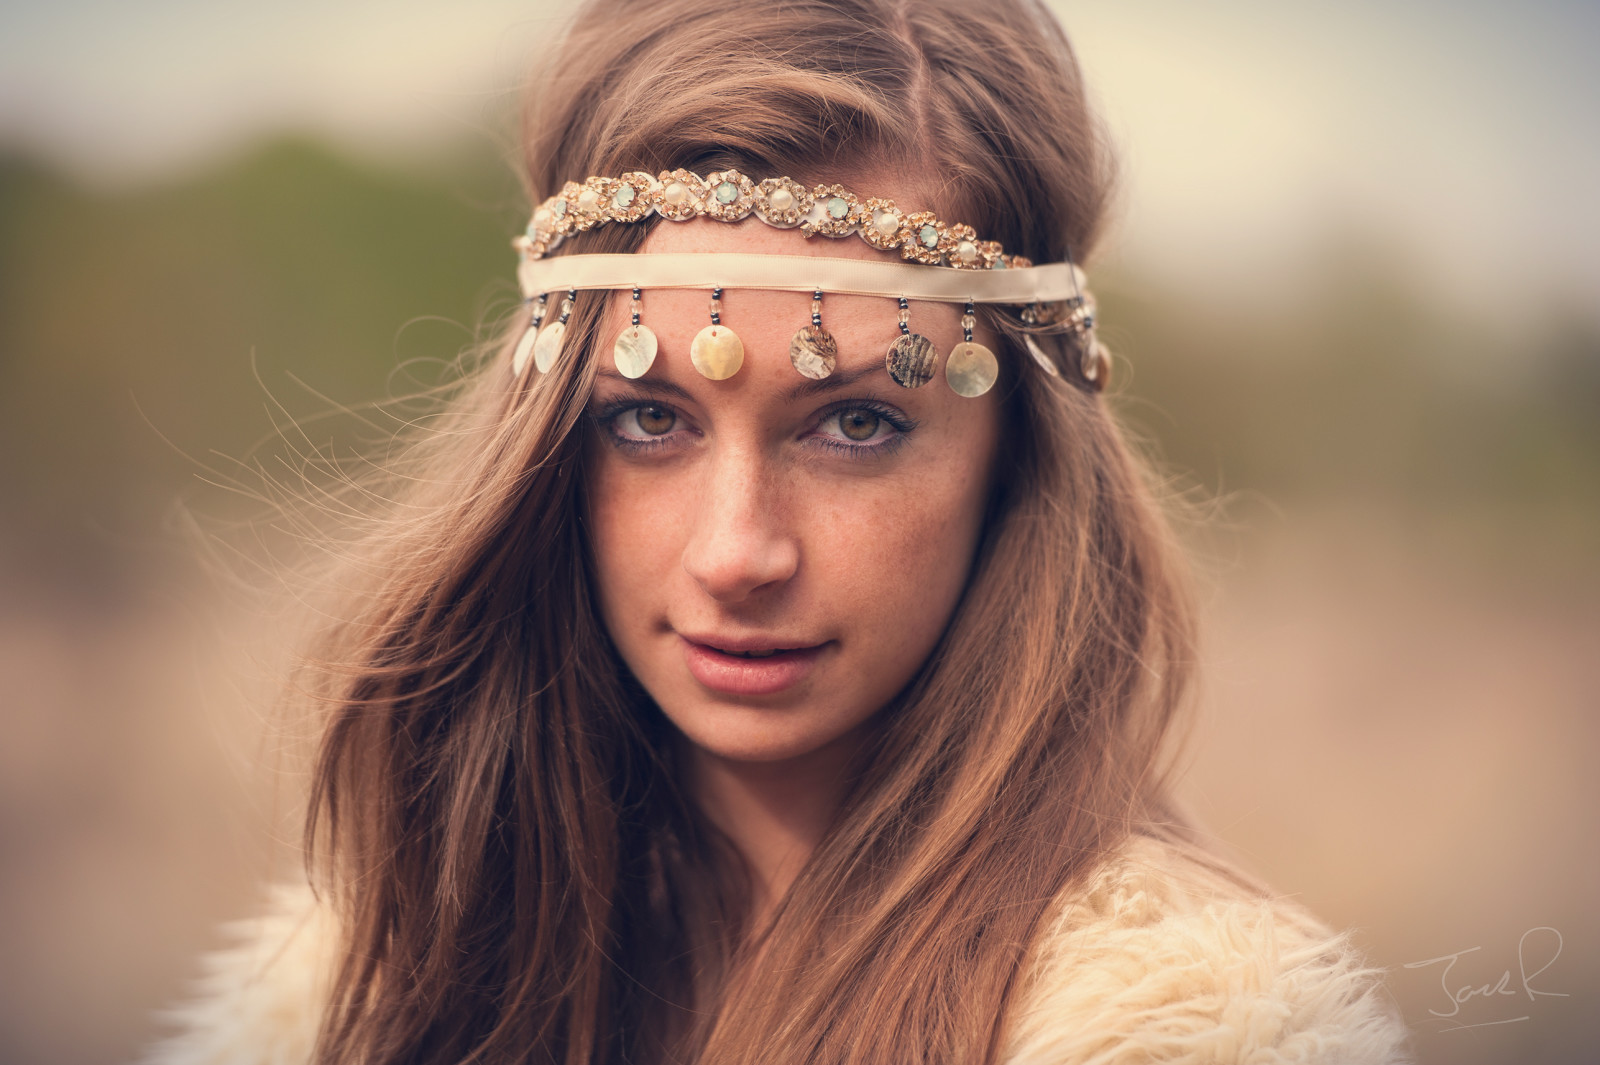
516,253,1084,305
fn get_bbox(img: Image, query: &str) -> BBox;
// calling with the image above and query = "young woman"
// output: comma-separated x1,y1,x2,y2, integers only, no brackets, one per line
150,1,1411,1062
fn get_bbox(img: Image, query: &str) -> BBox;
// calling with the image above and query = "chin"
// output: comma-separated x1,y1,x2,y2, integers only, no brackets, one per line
665,699,863,766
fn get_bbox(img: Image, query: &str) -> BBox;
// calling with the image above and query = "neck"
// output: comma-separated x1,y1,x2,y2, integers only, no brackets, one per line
685,733,859,927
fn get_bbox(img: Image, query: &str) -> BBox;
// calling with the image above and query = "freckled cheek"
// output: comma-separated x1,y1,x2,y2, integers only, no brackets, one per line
586,463,693,637
815,473,987,658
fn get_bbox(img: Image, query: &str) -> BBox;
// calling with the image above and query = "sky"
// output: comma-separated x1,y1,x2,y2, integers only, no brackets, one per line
2,0,1597,319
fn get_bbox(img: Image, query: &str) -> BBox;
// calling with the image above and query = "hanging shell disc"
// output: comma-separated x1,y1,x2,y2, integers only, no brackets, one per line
788,324,837,380
533,320,567,373
885,332,937,388
945,341,999,397
1024,335,1060,378
1081,339,1111,391
690,325,744,380
613,324,659,379
511,324,539,376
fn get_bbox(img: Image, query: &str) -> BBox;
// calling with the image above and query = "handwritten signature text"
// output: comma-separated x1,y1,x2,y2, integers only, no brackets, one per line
1403,926,1569,1032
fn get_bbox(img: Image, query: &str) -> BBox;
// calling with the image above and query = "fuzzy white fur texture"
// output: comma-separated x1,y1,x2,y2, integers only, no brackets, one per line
1001,837,1412,1064
142,882,333,1065
144,837,1411,1064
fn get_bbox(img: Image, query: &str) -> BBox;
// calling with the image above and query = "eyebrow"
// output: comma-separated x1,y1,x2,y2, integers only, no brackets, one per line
593,363,887,403
592,369,694,402
781,362,885,402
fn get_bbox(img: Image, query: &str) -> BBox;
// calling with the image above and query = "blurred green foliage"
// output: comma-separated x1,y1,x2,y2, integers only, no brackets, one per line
1100,264,1600,510
0,138,525,569
1,136,1596,576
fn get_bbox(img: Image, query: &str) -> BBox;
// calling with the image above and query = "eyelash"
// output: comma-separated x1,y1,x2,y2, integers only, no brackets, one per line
594,399,679,454
811,400,916,459
590,396,916,459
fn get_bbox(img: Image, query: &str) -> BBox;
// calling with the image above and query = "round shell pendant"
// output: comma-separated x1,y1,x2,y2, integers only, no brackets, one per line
945,341,999,397
1024,335,1060,378
886,332,937,388
1081,340,1111,391
690,325,744,380
533,320,567,373
511,324,539,376
613,324,658,379
788,324,837,380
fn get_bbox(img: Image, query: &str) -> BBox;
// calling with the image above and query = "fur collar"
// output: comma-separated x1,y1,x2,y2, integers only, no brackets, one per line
144,837,1411,1064
1001,836,1411,1063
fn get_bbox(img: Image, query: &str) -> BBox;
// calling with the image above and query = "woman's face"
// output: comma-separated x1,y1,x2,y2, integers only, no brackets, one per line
584,212,1002,767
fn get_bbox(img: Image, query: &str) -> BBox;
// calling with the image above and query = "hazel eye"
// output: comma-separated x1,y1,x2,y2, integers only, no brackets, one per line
837,409,881,441
812,403,913,452
621,404,675,436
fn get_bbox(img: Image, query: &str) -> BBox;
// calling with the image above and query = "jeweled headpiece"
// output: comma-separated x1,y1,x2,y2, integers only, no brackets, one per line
509,170,1111,395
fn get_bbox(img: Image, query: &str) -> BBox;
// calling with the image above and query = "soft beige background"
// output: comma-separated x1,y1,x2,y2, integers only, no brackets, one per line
1,2,1596,1062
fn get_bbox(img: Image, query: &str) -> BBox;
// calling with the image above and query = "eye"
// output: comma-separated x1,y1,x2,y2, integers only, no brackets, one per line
813,402,914,452
614,403,677,438
836,409,881,441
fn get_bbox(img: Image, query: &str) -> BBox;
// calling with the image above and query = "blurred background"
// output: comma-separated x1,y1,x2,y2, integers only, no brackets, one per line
1,0,1595,1062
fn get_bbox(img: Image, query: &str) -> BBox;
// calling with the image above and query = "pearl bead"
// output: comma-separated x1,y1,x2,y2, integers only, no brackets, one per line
957,240,978,263
769,187,795,211
664,182,687,205
874,211,900,236
577,188,599,210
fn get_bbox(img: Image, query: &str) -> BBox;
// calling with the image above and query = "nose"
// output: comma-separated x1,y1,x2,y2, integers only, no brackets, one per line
680,450,799,603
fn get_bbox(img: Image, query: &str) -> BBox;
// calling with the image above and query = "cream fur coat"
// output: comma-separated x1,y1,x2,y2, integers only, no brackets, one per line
144,835,1411,1064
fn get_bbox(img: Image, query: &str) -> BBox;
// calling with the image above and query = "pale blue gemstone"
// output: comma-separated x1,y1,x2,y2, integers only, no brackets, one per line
552,200,567,217
525,222,539,241
827,196,849,219
614,184,636,208
919,224,939,248
715,181,739,205
993,257,1008,269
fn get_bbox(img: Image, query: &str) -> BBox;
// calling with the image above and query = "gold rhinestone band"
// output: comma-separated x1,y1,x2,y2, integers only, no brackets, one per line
513,169,1033,274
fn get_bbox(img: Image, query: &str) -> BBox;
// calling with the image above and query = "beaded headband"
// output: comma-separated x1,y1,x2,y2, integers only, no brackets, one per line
508,169,1111,395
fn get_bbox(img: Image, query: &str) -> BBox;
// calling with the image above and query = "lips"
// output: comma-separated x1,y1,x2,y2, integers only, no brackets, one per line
678,634,827,696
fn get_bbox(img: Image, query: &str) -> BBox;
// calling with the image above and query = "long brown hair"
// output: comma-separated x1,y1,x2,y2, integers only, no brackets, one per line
305,1,1196,1062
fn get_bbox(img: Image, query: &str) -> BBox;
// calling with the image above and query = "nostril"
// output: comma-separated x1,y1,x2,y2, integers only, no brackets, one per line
681,476,800,602
683,534,800,602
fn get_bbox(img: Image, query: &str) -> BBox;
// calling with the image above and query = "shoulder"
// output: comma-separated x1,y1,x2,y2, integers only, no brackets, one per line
141,881,336,1065
1000,833,1413,1065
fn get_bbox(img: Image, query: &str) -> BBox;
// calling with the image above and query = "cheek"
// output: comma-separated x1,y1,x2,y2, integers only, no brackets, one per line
813,438,995,675
585,453,681,640
826,490,971,606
